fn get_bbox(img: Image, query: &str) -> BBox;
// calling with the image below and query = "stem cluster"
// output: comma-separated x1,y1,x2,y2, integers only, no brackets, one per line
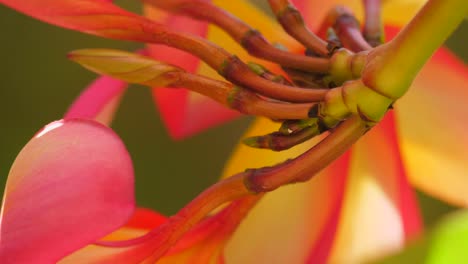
67,0,467,261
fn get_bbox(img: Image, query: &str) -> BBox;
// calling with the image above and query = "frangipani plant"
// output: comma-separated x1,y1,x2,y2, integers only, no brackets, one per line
0,0,467,263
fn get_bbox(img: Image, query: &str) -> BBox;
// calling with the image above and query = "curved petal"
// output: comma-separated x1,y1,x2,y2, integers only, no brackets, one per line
221,118,349,264
64,75,127,126
0,119,135,263
395,47,468,206
328,113,422,263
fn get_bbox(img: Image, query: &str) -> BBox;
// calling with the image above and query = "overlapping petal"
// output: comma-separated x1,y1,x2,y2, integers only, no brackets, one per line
0,119,135,263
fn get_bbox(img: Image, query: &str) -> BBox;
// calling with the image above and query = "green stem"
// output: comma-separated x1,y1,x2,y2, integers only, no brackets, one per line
363,0,468,99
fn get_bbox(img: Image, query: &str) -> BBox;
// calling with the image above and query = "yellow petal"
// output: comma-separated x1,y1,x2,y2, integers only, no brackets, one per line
395,49,468,206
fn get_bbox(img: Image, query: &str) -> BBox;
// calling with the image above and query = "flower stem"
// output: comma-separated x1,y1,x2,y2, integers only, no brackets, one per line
143,194,264,263
363,0,383,46
169,72,315,120
245,115,368,192
268,0,330,56
220,56,329,102
144,0,330,72
363,0,468,99
329,6,372,52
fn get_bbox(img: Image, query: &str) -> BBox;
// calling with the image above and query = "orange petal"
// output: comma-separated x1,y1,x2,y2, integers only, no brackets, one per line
395,47,468,206
328,113,422,263
221,118,350,263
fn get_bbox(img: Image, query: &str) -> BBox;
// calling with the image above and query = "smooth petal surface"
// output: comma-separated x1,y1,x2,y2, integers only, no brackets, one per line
221,118,349,264
328,113,422,263
64,75,127,126
0,119,135,263
395,47,468,206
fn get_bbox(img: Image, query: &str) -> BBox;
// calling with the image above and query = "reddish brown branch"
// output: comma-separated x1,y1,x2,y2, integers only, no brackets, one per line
145,0,330,72
268,0,330,56
328,6,372,52
221,56,329,102
168,71,314,119
363,0,383,46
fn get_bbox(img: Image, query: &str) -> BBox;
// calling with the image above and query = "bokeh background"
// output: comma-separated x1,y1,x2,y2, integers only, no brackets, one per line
0,0,466,228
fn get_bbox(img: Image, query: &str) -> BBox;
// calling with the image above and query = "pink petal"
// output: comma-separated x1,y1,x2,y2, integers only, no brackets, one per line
64,75,127,126
0,119,135,263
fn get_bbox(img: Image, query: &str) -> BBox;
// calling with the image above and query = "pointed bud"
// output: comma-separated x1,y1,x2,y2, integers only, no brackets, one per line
68,49,183,87
279,118,319,135
242,136,262,148
243,126,321,151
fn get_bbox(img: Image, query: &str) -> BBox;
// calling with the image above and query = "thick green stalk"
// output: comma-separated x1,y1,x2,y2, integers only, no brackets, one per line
363,0,468,99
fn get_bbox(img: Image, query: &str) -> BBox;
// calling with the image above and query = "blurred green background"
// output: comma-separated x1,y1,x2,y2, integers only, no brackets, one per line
0,0,466,228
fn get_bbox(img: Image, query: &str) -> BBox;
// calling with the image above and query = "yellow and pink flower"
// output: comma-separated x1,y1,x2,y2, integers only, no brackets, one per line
0,0,467,263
